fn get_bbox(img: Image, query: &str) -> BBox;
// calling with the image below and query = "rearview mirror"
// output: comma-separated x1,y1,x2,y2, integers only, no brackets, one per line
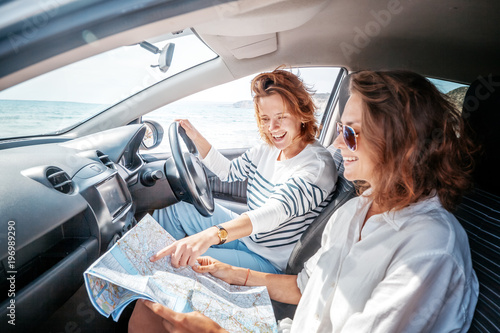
139,41,175,73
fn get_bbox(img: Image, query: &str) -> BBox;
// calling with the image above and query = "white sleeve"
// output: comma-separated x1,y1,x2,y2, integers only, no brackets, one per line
246,159,337,233
244,198,288,234
296,248,322,293
202,146,255,182
201,146,232,179
296,210,339,292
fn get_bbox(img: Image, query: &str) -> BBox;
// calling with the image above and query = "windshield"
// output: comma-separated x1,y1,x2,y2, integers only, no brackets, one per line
0,31,216,140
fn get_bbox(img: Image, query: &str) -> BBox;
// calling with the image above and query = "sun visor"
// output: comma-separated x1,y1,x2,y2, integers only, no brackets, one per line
218,33,277,59
194,0,329,37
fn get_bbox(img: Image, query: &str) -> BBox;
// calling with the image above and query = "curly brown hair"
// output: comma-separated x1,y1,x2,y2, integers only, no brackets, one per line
251,66,318,145
350,70,475,212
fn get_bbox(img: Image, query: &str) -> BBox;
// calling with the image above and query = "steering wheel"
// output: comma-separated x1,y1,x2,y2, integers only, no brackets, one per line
165,122,214,217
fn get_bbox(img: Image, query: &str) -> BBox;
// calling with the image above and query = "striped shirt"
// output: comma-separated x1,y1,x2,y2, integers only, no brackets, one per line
202,141,337,270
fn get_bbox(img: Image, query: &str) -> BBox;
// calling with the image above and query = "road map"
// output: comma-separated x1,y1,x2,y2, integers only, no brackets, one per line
84,214,277,332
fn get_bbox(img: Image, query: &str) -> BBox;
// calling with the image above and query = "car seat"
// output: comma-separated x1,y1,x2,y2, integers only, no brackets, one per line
454,75,500,333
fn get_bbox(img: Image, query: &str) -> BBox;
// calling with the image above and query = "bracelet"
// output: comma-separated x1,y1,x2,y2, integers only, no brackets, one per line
243,268,250,286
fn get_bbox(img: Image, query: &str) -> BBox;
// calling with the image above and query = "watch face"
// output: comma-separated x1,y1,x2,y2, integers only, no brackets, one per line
219,228,228,239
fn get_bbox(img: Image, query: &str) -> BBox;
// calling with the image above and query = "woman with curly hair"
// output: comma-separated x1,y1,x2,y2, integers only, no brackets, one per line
150,67,337,274
130,70,478,333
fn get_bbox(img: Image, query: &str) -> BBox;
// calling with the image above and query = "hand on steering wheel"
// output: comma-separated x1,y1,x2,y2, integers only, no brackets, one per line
165,122,214,217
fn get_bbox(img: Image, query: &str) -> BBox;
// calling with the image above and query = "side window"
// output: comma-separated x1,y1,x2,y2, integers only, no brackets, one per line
428,78,469,112
142,67,341,153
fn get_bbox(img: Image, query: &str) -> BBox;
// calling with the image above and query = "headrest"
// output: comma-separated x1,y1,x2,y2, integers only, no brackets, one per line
462,75,500,195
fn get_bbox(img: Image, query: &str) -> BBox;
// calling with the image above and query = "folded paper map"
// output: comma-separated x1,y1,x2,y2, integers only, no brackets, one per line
84,214,277,332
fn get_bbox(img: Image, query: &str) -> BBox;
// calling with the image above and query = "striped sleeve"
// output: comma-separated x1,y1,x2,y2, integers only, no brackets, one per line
201,146,254,182
245,175,330,234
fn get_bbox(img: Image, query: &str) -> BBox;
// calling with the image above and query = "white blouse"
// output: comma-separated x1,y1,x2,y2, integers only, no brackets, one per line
280,193,479,333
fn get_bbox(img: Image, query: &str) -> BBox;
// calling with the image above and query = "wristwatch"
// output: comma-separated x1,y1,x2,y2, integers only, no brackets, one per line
213,224,228,245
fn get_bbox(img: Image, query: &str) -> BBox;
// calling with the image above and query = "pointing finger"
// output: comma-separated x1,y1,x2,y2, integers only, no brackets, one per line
150,244,175,262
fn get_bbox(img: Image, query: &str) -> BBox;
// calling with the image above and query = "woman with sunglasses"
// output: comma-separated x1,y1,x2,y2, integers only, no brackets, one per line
149,67,337,275
130,70,478,333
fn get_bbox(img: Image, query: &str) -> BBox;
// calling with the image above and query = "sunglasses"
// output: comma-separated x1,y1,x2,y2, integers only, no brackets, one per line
336,122,359,152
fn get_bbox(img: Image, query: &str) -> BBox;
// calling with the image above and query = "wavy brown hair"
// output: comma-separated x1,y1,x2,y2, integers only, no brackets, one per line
350,70,475,212
251,66,318,145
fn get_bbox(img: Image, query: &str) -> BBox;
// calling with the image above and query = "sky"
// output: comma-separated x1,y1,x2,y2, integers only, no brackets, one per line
428,78,467,94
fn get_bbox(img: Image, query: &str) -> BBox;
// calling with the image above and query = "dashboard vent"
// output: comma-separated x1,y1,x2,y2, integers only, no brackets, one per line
46,167,73,194
96,150,115,169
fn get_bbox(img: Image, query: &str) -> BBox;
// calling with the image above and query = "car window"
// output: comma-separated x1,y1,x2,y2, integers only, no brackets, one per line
142,67,341,153
0,31,216,140
428,78,469,112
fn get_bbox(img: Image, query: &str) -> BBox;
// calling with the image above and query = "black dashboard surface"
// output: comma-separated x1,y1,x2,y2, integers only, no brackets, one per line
0,124,149,330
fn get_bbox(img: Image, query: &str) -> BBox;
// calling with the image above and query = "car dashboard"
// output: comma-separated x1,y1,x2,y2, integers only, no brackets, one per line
0,124,157,328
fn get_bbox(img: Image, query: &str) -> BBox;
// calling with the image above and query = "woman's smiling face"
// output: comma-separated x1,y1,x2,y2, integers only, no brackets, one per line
257,93,304,158
333,92,377,186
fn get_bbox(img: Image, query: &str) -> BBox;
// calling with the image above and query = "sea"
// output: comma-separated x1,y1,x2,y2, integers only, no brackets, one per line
144,100,261,152
0,99,262,152
0,100,105,139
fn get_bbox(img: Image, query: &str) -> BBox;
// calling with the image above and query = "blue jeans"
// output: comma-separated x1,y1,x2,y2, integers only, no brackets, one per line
152,201,282,274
